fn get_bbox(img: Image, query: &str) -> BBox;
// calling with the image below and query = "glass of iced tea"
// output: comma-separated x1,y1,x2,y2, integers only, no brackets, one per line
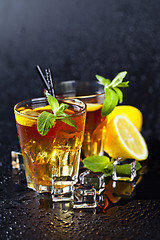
14,97,86,198
55,80,107,158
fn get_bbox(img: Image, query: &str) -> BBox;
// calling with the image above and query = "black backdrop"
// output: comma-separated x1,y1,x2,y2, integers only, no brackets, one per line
0,0,160,160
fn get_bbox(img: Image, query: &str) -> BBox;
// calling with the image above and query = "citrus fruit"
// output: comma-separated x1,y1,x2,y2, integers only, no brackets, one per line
107,105,143,131
86,103,102,112
104,115,148,161
15,105,74,127
34,105,52,111
15,106,51,127
15,109,39,126
15,105,53,126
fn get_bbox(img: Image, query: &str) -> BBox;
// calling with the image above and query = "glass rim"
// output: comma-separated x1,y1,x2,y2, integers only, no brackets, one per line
14,96,87,120
55,80,105,99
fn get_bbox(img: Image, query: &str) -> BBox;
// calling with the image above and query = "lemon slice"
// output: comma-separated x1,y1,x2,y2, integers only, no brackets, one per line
21,109,40,117
15,105,52,126
107,105,143,131
104,115,148,160
15,109,39,127
86,103,102,112
34,105,52,111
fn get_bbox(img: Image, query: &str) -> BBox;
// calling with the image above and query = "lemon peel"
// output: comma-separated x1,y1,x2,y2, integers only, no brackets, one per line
104,115,148,161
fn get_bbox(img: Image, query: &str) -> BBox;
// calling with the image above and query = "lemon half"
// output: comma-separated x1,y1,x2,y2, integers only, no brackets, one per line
107,105,143,131
104,115,148,161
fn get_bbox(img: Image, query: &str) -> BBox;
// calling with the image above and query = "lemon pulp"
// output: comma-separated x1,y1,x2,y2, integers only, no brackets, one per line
104,115,148,160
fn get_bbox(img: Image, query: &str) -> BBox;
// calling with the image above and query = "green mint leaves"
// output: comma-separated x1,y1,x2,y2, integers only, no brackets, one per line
83,156,141,178
96,71,129,116
37,93,77,136
37,112,56,136
83,155,111,172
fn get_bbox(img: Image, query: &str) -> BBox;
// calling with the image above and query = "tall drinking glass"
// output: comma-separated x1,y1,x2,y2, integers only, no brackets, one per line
55,80,107,158
14,97,86,197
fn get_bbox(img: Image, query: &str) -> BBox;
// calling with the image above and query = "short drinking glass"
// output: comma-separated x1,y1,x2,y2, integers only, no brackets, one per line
14,97,86,197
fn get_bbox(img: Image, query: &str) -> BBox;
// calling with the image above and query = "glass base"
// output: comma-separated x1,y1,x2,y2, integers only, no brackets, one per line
73,202,97,209
27,182,52,194
53,201,73,211
52,179,73,202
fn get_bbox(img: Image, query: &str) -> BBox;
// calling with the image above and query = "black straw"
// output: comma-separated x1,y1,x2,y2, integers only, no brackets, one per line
45,68,56,97
36,65,50,91
36,65,56,97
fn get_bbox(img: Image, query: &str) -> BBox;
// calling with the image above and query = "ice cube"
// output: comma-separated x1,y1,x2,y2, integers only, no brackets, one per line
11,151,24,170
79,170,105,194
73,183,97,209
112,158,136,182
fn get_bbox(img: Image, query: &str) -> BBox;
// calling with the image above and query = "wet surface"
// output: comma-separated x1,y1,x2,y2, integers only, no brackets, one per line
0,119,160,240
1,148,160,240
1,194,160,240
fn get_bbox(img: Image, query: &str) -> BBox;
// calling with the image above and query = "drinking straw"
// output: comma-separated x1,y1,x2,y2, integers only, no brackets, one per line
36,65,50,92
45,68,56,97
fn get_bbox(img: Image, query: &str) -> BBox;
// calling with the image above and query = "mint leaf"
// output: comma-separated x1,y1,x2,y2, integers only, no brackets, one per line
103,160,142,177
37,111,56,136
96,71,128,116
109,71,127,87
37,93,78,136
103,164,113,177
61,118,77,130
117,81,129,87
83,155,110,172
135,161,141,171
83,155,142,178
102,88,118,116
95,75,111,86
56,103,69,116
113,87,123,103
47,93,59,113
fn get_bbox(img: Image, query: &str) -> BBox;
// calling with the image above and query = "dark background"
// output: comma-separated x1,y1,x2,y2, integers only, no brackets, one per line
1,1,160,239
0,0,160,162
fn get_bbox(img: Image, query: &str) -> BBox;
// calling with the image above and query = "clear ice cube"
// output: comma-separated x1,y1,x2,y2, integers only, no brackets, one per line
79,170,105,194
112,158,136,182
73,183,97,209
11,151,24,170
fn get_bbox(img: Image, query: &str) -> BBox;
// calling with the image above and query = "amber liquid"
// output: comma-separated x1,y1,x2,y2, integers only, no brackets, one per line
15,105,86,192
82,107,107,158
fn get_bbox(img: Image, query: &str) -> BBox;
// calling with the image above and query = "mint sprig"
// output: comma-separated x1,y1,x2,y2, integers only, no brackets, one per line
96,71,129,116
37,112,56,136
83,156,141,178
37,93,77,136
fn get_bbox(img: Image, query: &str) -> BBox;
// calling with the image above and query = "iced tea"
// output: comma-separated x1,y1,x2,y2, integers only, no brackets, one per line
14,97,86,193
82,103,107,157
